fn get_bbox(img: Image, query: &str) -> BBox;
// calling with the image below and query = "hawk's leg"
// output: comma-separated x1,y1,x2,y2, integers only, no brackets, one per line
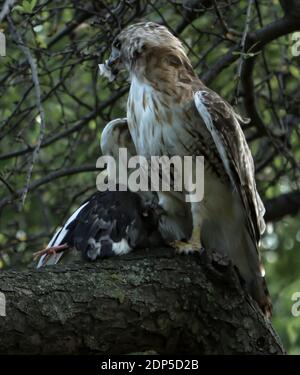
171,226,204,254
170,200,204,254
33,243,69,261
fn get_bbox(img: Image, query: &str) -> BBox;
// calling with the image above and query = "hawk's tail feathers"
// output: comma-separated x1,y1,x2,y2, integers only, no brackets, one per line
249,273,272,319
239,226,272,318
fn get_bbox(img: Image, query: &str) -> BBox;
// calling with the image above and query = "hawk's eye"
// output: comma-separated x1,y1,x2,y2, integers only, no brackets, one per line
113,39,121,49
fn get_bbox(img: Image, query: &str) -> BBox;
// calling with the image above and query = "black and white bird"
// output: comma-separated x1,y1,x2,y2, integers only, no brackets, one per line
35,189,164,268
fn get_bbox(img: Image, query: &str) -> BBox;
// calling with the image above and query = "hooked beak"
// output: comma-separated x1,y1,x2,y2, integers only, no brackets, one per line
99,51,121,82
107,55,120,68
107,48,122,74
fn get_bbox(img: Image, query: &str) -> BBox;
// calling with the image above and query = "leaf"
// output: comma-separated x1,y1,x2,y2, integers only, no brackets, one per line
19,0,37,13
13,5,25,13
22,0,33,13
31,0,38,10
290,66,300,79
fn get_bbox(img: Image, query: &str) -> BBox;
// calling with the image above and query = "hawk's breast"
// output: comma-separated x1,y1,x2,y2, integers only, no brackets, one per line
128,77,200,156
127,76,226,182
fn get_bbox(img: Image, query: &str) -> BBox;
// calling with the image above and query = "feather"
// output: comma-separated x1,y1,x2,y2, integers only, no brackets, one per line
37,202,89,268
194,89,265,241
98,62,115,82
194,91,237,190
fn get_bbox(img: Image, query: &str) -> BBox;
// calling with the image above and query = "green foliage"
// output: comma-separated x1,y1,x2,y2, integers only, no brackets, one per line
263,216,300,353
14,0,37,14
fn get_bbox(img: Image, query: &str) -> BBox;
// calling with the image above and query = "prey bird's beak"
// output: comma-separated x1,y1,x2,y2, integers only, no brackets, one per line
143,202,167,218
98,60,116,82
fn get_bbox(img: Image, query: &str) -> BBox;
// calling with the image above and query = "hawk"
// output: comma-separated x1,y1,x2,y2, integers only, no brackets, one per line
100,22,271,316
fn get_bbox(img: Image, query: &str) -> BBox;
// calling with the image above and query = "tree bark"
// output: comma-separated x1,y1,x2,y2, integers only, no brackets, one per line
0,247,284,355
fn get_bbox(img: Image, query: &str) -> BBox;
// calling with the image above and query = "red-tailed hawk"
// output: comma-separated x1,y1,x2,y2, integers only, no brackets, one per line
100,22,271,316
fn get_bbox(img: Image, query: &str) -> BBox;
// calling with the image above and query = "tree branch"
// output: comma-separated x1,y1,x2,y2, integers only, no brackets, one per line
0,87,128,162
241,15,300,132
0,248,284,354
0,164,100,211
0,0,16,23
264,191,300,222
203,14,300,85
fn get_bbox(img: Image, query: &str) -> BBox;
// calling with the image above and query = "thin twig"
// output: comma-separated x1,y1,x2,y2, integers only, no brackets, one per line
212,0,241,39
235,0,254,102
0,164,100,211
0,175,15,195
8,16,46,208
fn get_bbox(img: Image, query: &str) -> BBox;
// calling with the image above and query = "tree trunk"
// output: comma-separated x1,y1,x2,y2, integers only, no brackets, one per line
0,247,284,354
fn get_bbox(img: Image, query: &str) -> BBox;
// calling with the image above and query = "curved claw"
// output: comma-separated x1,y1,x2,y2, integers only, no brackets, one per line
170,240,204,255
33,243,69,261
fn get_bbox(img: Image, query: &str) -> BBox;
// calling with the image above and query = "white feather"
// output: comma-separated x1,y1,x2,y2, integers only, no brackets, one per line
36,201,89,268
98,62,115,82
112,239,132,255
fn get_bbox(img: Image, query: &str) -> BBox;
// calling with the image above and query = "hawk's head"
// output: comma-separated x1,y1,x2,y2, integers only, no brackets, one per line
99,22,194,81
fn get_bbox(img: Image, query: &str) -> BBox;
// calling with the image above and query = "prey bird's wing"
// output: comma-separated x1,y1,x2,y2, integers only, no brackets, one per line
101,117,136,159
100,118,158,205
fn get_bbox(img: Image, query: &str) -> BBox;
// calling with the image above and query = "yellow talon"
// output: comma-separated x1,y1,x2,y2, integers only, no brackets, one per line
171,227,203,255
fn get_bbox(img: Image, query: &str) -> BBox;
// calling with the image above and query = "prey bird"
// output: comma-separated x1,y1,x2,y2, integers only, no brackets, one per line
34,189,164,268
